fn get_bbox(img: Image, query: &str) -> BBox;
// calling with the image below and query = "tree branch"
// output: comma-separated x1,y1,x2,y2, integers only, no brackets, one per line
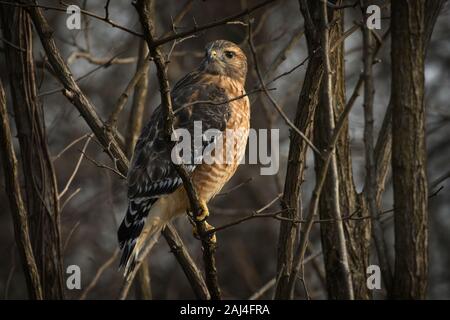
361,1,393,292
152,0,279,47
133,0,221,300
0,79,43,300
27,2,208,300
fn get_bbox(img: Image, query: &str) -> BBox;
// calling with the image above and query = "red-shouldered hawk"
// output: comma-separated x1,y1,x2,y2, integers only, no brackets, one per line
118,40,250,277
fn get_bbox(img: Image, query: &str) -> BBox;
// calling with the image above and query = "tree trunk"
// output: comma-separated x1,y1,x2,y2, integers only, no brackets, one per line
1,4,64,299
391,0,428,299
0,79,43,300
274,0,323,299
313,2,370,299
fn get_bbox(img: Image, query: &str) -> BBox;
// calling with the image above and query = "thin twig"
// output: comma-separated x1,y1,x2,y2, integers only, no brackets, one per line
39,50,128,97
61,187,81,212
62,220,81,254
152,0,279,47
0,35,25,52
173,87,276,115
79,149,127,180
53,133,90,161
0,0,142,37
107,56,151,129
249,250,322,300
216,177,253,197
58,135,92,199
430,170,450,191
67,52,136,65
247,20,323,157
80,249,120,300
361,1,393,292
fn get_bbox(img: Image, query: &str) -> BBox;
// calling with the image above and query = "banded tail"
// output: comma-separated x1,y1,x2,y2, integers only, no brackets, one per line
118,198,168,279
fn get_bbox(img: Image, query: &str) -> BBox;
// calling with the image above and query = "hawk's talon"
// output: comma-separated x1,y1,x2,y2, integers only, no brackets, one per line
191,221,216,243
204,221,217,244
195,200,210,222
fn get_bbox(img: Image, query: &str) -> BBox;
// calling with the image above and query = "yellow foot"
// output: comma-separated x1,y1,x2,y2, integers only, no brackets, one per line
195,200,210,222
204,221,217,244
192,221,216,243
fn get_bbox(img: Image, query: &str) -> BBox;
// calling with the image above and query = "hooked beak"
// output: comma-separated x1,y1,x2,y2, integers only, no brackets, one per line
208,50,218,62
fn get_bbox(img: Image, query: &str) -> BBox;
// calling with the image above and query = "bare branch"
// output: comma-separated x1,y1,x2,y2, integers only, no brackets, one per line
249,250,322,300
152,0,279,47
80,249,120,300
58,135,92,199
130,0,221,300
67,52,137,65
61,188,81,212
287,3,362,294
0,0,143,37
361,1,393,292
247,21,323,157
107,55,151,129
311,0,353,299
62,220,81,253
162,224,210,300
125,41,150,158
53,133,90,161
78,148,126,180
0,79,43,299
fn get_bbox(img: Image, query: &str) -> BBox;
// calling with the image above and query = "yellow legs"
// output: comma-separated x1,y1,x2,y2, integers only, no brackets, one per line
190,200,216,243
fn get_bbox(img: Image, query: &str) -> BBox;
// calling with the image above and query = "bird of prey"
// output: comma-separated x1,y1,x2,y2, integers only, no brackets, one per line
118,40,250,277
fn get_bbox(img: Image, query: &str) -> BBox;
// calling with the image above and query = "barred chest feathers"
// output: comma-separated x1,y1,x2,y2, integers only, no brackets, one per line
190,75,250,201
222,75,250,166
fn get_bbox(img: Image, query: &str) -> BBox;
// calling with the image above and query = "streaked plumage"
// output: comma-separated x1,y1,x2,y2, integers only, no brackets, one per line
118,40,250,277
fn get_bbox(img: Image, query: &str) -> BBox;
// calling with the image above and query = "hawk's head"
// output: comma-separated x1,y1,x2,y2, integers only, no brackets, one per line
201,40,247,85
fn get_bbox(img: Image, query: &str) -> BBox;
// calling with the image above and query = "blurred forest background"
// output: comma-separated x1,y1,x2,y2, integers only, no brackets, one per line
0,0,449,300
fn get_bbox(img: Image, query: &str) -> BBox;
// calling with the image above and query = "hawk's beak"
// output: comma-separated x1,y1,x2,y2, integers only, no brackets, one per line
208,50,218,62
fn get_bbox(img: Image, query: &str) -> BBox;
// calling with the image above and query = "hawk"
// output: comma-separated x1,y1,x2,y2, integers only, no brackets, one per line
118,40,250,277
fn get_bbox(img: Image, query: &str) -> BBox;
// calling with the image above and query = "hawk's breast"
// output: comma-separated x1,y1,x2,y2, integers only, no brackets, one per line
191,76,250,201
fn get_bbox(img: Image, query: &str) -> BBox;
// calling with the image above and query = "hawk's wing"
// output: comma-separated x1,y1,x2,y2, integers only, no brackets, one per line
118,72,231,266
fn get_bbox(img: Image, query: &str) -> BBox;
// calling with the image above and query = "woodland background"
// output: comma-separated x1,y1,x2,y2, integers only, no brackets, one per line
0,0,449,299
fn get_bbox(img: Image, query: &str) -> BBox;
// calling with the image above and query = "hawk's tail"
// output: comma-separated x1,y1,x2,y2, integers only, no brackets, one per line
118,199,168,279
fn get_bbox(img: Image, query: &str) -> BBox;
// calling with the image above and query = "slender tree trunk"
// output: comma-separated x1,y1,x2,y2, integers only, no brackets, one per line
306,1,370,299
126,35,149,158
0,80,43,300
368,0,444,297
391,0,428,299
1,4,64,299
361,1,393,294
275,0,323,299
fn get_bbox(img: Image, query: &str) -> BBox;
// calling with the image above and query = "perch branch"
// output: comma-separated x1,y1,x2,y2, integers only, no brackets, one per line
133,0,221,300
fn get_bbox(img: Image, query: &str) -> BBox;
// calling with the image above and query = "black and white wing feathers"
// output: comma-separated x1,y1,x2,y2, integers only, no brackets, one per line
118,73,231,268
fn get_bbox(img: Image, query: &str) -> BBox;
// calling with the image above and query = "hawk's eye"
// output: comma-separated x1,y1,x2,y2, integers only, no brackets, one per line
224,51,235,59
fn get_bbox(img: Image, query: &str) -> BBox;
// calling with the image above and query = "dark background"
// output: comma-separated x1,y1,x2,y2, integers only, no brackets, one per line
0,0,449,299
